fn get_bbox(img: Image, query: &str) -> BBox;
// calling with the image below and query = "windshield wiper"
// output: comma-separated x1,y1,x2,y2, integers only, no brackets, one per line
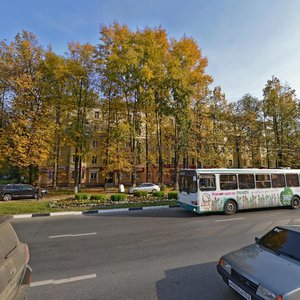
5,246,17,259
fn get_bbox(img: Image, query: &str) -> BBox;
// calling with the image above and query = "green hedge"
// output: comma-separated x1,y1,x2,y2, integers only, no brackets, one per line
90,194,106,201
152,191,165,198
110,194,127,202
167,192,178,200
133,191,148,197
75,193,89,200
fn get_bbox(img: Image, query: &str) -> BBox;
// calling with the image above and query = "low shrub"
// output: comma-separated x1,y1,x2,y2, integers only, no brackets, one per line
110,194,127,202
133,191,148,197
90,194,106,201
167,191,178,200
75,193,89,200
152,191,165,198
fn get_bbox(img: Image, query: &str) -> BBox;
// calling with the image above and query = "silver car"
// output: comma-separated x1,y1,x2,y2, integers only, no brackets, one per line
128,183,160,194
217,225,300,300
0,216,32,300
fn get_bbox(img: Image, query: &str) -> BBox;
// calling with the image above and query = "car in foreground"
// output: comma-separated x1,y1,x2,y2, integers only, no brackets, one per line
128,183,160,194
0,184,47,201
0,216,32,299
217,225,300,300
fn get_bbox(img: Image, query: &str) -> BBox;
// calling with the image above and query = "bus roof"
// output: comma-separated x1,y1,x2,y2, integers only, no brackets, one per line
180,168,300,174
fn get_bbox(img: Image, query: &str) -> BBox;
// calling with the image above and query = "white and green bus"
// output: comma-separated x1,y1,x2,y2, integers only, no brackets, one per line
178,168,300,215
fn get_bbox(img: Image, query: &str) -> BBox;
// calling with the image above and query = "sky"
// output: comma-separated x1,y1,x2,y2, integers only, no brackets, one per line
1,0,300,101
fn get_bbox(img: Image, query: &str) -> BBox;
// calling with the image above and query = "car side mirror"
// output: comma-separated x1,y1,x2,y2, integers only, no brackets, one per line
255,237,259,242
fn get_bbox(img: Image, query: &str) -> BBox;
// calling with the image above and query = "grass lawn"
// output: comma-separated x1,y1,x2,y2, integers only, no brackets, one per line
0,199,178,215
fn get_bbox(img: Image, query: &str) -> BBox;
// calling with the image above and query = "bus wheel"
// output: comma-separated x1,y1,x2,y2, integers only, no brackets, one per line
224,200,237,215
291,196,300,209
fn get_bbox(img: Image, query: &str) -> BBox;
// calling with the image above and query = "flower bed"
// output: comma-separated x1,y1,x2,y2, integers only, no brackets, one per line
50,193,177,209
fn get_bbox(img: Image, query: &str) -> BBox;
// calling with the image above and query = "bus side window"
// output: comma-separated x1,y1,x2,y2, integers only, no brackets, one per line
286,174,300,187
238,174,255,189
220,174,237,190
271,174,285,188
199,175,216,191
256,174,271,189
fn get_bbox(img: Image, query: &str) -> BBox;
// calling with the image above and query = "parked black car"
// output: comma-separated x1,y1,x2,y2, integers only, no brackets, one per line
0,184,47,201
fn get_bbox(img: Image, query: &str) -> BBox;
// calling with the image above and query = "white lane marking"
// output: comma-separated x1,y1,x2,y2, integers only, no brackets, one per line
215,217,245,222
49,232,97,239
30,274,97,287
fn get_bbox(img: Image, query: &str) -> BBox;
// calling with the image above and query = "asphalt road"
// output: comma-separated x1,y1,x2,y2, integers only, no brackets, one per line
11,207,300,300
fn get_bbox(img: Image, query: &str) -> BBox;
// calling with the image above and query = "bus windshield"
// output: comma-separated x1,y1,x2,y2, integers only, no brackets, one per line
179,171,197,193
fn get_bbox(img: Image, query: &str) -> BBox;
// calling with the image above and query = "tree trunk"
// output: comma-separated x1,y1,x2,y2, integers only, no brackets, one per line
145,112,149,182
74,147,79,194
53,105,61,190
174,119,179,190
155,108,163,186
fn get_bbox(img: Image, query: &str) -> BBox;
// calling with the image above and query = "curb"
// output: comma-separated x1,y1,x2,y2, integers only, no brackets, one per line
13,205,180,219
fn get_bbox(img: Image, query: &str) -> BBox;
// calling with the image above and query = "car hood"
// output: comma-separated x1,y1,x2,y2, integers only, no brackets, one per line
225,243,300,295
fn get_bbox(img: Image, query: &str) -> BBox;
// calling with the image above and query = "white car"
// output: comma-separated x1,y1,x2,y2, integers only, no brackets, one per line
129,183,160,194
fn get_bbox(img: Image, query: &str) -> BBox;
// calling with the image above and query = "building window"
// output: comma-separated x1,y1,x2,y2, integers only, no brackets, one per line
122,173,131,180
92,156,97,164
95,111,100,119
92,141,98,148
90,172,97,180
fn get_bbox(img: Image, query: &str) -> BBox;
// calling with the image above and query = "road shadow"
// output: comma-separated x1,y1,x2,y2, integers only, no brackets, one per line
156,262,240,300
83,208,205,219
82,204,293,220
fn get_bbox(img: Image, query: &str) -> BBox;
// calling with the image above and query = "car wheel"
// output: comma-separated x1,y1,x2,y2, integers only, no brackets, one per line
34,193,38,199
3,194,12,201
291,196,300,209
152,189,157,193
224,200,237,215
132,190,137,194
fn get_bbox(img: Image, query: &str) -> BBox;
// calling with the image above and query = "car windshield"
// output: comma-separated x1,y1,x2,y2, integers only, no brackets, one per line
257,227,300,261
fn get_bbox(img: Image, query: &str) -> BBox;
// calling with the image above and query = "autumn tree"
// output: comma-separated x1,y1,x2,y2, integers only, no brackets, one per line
96,23,136,187
231,94,262,167
65,42,98,192
0,31,54,183
134,27,170,185
262,76,299,167
42,50,72,188
168,37,212,188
